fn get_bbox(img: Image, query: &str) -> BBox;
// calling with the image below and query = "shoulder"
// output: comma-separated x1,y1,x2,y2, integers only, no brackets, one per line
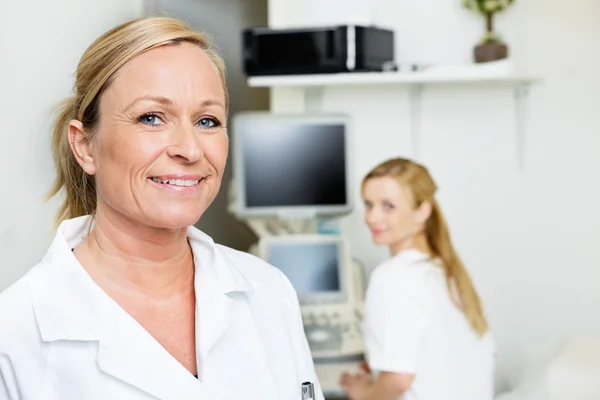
0,275,35,328
214,245,305,335
214,246,322,397
370,256,430,285
215,244,294,299
368,252,442,300
188,225,294,299
0,272,43,353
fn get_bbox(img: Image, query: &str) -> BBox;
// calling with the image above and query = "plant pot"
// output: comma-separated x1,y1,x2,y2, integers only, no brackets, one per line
474,41,508,63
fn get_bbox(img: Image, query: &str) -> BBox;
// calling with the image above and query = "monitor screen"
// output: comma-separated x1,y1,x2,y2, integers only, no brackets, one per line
266,241,341,295
232,113,352,218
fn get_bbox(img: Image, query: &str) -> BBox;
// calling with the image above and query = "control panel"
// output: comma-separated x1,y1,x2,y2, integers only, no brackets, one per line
302,304,364,359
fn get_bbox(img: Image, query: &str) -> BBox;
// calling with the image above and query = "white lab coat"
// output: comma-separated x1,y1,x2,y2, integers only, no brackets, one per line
0,216,324,400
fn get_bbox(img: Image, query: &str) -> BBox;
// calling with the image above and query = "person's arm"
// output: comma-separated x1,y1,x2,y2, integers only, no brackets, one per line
340,370,412,400
0,354,20,400
373,372,413,397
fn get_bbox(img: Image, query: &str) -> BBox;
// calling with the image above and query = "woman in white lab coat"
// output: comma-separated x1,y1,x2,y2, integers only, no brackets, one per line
340,158,495,400
0,17,323,400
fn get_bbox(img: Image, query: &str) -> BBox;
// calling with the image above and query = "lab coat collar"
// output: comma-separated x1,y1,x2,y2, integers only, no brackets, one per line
392,248,444,269
394,248,431,262
27,215,254,398
27,216,102,342
27,214,252,343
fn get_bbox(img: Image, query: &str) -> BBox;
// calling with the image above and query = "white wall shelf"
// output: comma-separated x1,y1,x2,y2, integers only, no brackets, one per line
247,68,541,168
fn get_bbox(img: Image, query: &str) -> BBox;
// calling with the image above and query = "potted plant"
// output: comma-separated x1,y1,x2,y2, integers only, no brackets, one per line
462,0,515,63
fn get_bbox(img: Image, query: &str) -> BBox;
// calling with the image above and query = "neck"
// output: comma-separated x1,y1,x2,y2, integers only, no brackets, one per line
390,231,431,257
78,206,194,297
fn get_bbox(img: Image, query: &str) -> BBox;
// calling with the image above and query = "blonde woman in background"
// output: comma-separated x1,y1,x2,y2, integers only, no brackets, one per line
340,158,495,400
0,17,323,400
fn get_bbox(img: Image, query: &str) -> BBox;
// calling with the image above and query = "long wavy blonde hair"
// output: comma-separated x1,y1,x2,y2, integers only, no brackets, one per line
364,158,489,337
48,16,228,225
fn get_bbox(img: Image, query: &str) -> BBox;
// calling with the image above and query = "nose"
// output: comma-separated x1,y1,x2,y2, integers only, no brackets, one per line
167,122,204,163
365,207,380,226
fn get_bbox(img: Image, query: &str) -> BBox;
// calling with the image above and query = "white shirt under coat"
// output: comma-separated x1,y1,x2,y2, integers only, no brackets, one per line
363,249,496,400
0,215,324,400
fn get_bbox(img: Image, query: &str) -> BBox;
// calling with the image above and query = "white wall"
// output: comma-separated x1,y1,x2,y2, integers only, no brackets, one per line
267,0,600,391
0,1,144,291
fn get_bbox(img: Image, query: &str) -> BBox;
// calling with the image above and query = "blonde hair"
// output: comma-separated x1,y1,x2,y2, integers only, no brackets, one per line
363,158,489,337
48,16,228,225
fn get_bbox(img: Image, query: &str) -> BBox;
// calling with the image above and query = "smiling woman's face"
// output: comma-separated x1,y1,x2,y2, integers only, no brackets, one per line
70,41,228,230
362,176,425,249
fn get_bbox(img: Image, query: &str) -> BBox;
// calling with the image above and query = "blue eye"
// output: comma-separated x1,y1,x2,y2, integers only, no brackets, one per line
138,113,163,126
198,117,220,129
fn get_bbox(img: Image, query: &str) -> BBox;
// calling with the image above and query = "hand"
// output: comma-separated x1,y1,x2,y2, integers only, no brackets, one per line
339,370,373,400
359,360,371,374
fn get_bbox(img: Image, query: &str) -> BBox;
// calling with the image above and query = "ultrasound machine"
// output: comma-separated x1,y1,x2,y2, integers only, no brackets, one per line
228,112,366,397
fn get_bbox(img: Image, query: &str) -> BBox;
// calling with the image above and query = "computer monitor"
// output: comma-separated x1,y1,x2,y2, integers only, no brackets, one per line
231,112,353,219
258,235,348,305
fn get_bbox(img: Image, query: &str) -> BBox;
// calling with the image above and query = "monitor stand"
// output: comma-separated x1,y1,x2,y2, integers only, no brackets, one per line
276,210,317,220
243,215,322,239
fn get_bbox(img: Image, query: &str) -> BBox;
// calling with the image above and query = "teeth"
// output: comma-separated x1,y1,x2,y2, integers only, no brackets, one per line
151,177,200,187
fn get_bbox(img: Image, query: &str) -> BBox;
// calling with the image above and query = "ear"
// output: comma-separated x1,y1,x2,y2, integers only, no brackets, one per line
68,120,97,176
415,201,433,224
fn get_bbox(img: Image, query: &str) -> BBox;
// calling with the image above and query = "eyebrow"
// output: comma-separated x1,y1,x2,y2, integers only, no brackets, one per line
123,96,225,112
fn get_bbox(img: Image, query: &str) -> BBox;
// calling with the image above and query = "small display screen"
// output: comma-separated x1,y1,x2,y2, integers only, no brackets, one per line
267,242,341,294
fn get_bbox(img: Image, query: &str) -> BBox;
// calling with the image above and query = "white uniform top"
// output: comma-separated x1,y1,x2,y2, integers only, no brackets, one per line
0,215,324,400
363,249,495,400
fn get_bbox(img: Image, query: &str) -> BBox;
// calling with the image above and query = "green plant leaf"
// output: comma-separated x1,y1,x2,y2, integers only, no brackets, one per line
462,0,515,14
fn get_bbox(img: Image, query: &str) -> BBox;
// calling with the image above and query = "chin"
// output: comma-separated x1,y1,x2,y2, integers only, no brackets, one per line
141,206,207,231
371,236,389,246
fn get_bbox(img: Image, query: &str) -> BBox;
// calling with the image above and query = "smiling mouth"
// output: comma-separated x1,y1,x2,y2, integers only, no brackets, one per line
150,177,202,187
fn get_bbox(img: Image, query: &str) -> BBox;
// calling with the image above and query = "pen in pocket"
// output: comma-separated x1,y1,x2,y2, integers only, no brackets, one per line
301,381,315,400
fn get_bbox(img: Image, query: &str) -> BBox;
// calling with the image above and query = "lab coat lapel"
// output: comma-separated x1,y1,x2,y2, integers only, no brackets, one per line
28,217,252,399
94,228,251,398
193,241,251,366
96,309,205,400
28,218,207,399
246,283,299,398
195,274,234,369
